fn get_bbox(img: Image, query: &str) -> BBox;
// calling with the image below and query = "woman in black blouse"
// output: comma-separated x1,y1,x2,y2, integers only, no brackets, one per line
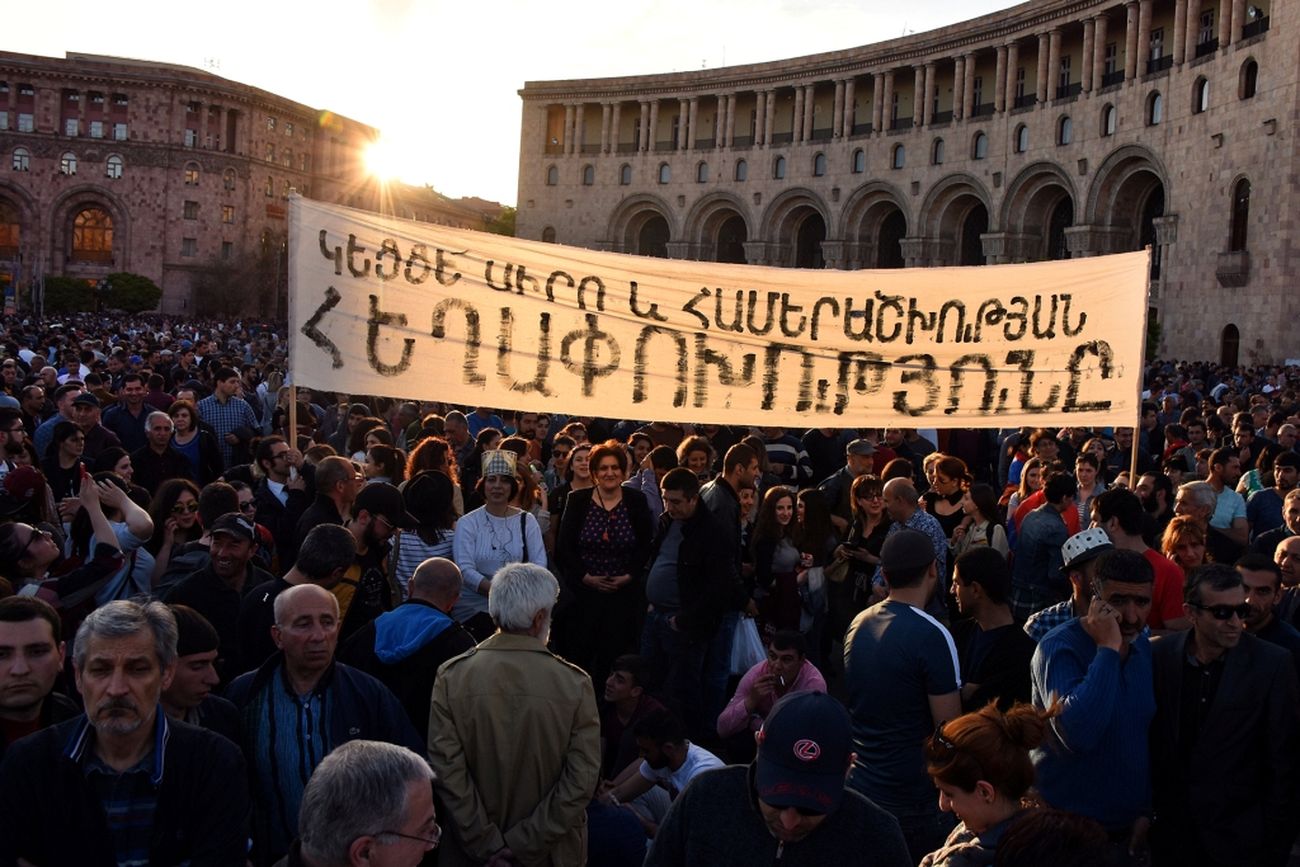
554,440,655,690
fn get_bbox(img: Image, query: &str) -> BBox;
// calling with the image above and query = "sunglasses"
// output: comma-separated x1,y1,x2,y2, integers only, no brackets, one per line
171,502,200,515
552,450,570,458
15,527,51,562
1191,602,1251,621
238,501,257,513
932,721,956,752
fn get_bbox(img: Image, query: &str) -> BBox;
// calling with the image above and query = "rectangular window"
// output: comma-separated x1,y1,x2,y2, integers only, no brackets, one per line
183,201,200,220
184,129,198,148
221,241,233,260
187,101,198,114
285,122,293,137
64,118,79,137
0,111,7,131
1015,68,1026,99
1058,56,1071,90
89,120,104,138
17,114,33,133
1104,43,1118,75
112,93,128,107
1199,11,1215,43
1150,27,1164,60
972,76,983,107
266,116,276,131
266,144,275,161
113,123,128,141
221,205,234,223
266,176,274,197
0,82,8,95
18,85,34,98
89,91,104,105
181,238,198,257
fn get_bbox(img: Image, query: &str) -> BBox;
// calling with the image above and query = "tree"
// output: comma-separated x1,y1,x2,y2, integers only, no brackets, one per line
190,257,261,319
104,272,162,314
42,276,92,313
485,206,516,237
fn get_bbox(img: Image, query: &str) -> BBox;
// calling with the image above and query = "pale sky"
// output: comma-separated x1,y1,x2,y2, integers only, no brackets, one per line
12,0,1014,206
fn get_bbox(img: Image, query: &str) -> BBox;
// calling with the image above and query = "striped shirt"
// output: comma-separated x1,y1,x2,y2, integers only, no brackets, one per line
69,710,168,867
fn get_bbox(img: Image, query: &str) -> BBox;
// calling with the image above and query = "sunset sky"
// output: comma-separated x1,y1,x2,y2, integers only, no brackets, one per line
13,0,1013,205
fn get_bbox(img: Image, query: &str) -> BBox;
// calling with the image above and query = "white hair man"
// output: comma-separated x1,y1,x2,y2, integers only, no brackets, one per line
285,740,439,867
0,600,250,864
428,562,600,866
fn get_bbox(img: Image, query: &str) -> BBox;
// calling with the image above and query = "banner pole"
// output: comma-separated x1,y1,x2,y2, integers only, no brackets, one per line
288,385,298,451
286,192,299,452
1128,246,1154,487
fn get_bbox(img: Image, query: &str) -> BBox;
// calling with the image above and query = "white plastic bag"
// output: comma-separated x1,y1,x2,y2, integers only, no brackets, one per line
730,615,765,676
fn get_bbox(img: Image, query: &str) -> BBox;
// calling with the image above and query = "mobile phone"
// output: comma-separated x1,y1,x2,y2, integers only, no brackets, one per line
79,464,89,483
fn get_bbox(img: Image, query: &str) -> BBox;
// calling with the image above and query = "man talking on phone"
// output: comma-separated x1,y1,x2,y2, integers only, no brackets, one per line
1030,548,1155,865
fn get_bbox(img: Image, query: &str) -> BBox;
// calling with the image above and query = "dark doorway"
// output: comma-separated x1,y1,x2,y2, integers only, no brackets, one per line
959,203,989,266
794,212,826,268
716,215,748,264
877,210,906,268
637,215,670,258
1139,184,1165,278
1046,197,1073,260
1221,324,1240,367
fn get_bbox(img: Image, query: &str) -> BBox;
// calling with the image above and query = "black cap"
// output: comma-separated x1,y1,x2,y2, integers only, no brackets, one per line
208,512,257,543
71,392,100,407
755,692,853,813
354,482,420,529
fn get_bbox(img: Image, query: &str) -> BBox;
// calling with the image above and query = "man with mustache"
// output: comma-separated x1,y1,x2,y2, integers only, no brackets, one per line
0,599,250,864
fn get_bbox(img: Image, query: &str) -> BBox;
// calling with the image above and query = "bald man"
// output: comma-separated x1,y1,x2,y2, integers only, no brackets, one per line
870,478,949,606
340,558,477,731
225,583,423,865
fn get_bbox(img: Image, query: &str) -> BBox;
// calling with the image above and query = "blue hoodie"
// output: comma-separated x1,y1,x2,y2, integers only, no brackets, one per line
373,603,455,663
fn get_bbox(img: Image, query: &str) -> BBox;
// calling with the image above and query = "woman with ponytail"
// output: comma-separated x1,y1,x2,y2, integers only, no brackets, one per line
919,702,1060,866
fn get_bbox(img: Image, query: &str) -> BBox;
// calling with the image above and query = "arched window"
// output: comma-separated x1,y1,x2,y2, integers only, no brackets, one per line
658,163,671,184
891,144,905,169
619,164,632,185
223,168,237,191
582,164,594,185
773,156,786,179
972,132,988,160
545,165,558,186
59,152,78,176
813,153,827,177
11,147,30,172
105,155,123,179
1101,104,1117,137
1240,59,1258,100
184,162,200,186
541,227,557,244
932,138,945,165
1058,116,1073,145
734,159,748,182
1193,77,1210,114
852,149,865,173
1230,178,1250,252
1147,91,1163,125
1014,125,1029,153
71,207,114,263
696,161,709,183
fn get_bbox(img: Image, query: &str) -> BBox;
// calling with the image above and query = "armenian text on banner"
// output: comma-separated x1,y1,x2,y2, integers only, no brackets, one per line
288,195,1148,428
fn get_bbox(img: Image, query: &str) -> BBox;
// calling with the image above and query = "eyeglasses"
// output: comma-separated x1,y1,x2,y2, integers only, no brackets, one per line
1190,602,1251,621
238,501,257,513
171,502,200,515
375,824,441,848
552,450,570,459
270,451,291,461
15,527,51,562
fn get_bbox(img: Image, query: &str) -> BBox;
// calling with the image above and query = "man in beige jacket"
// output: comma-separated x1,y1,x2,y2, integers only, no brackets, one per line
429,562,601,867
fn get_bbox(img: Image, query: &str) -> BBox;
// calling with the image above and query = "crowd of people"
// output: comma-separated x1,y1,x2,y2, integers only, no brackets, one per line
0,310,1299,867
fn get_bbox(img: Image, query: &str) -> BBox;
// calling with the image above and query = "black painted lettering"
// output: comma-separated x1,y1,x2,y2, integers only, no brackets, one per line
346,234,370,278
429,299,486,386
936,299,967,344
1003,297,1029,341
761,343,816,412
374,239,402,282
841,297,874,342
1006,349,1061,411
1060,294,1087,337
810,297,839,342
545,271,575,304
628,280,668,321
833,351,888,414
318,230,342,276
434,248,463,287
366,295,414,376
682,288,710,329
692,334,756,409
891,354,940,416
745,291,778,336
1031,294,1059,339
874,291,904,342
778,295,807,339
300,286,343,369
1063,340,1115,413
496,307,553,396
906,298,936,344
944,354,997,415
405,244,431,285
633,326,688,407
714,289,744,333
484,261,513,292
559,314,621,396
577,276,607,312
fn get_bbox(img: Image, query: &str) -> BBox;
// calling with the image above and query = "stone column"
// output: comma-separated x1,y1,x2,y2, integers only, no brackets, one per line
755,90,767,145
600,103,611,154
611,103,622,152
1231,0,1246,43
1048,30,1062,100
1095,15,1110,85
1036,34,1050,103
913,67,925,127
688,97,699,149
924,63,937,124
216,106,226,150
648,101,660,150
1184,2,1199,62
563,105,575,155
1218,0,1232,46
802,85,815,140
1173,0,1188,64
677,99,688,150
1124,2,1139,81
725,94,736,146
715,96,725,146
872,74,885,135
994,47,1007,111
953,57,966,119
1081,20,1095,92
1138,0,1153,73
764,91,776,145
1005,42,1020,108
833,80,845,137
639,101,650,152
843,78,856,133
963,53,977,117
574,104,585,153
792,87,805,141
881,71,895,130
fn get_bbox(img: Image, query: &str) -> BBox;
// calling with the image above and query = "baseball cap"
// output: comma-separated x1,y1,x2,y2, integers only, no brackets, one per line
879,528,936,574
354,482,420,529
1061,527,1114,570
4,466,46,505
208,512,257,543
71,392,100,408
846,439,875,457
481,449,517,479
755,692,853,814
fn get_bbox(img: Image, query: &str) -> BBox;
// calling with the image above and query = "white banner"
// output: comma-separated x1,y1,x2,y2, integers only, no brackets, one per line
288,195,1148,428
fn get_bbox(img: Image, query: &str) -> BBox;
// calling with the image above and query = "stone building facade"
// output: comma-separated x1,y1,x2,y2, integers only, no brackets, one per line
516,0,1294,365
0,51,497,314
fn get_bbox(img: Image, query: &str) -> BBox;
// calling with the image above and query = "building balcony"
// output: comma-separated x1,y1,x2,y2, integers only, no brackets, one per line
971,102,995,118
1055,82,1082,100
1195,38,1219,58
1216,250,1250,287
654,140,675,151
580,143,600,154
731,135,754,148
891,117,914,131
616,142,637,153
850,122,873,136
771,131,794,144
695,138,716,149
1146,55,1174,74
544,143,563,155
810,127,833,141
1013,94,1037,110
1100,70,1125,87
1242,16,1270,38
931,110,953,125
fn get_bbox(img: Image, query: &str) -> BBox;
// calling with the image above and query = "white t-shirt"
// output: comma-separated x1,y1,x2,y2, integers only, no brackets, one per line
638,743,724,798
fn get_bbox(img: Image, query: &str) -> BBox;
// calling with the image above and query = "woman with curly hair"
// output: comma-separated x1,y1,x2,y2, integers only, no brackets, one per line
145,477,202,584
676,434,717,482
406,434,464,515
751,486,801,633
169,399,223,485
1161,515,1209,575
920,701,1060,867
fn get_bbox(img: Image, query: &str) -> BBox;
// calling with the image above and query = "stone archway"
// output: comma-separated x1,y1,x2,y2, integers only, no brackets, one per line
917,173,993,266
636,214,670,258
606,194,678,256
1000,162,1077,261
793,212,826,268
838,182,910,269
758,188,831,267
682,193,753,263
48,184,131,275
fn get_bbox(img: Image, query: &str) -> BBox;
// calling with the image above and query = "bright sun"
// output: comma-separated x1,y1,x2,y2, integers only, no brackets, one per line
363,138,403,182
